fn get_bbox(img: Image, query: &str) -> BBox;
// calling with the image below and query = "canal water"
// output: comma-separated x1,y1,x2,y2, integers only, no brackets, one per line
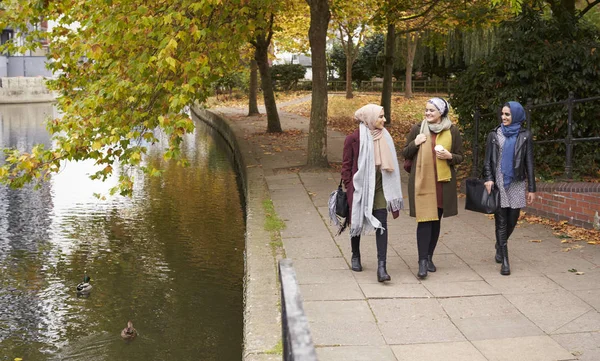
0,104,245,360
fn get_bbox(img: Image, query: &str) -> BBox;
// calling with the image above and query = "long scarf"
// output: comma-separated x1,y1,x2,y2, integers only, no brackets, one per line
350,123,403,236
501,101,525,189
415,118,452,222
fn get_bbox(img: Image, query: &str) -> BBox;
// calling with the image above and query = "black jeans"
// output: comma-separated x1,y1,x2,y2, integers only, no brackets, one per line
495,207,521,247
351,208,388,262
416,208,444,261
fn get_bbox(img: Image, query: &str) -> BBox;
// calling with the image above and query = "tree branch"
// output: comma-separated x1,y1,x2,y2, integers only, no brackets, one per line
578,0,600,19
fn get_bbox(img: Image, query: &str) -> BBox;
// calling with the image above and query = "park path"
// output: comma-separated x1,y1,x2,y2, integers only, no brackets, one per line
210,97,600,361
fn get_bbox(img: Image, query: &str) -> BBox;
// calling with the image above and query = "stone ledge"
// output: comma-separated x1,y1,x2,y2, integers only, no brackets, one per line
536,181,600,193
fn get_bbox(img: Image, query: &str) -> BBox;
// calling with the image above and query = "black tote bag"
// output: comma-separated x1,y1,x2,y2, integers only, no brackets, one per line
465,177,500,214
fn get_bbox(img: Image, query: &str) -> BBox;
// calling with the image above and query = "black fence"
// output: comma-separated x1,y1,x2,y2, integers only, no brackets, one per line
291,79,451,94
279,259,317,361
471,92,600,179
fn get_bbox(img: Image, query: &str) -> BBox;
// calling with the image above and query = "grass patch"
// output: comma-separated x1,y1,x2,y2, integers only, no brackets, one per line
265,340,284,355
263,199,286,232
204,90,310,108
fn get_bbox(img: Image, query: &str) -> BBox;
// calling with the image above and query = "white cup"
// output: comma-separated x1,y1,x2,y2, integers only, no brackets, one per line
434,145,444,152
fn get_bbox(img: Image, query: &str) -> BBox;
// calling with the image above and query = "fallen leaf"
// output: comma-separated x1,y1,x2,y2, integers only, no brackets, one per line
529,239,542,243
575,271,585,275
568,268,577,272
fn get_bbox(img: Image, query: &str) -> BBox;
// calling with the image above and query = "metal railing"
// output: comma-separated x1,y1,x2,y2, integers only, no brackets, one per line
293,79,451,94
279,259,317,361
471,92,600,179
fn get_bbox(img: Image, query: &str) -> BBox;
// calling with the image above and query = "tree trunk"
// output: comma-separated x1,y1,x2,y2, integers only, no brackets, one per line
345,40,354,99
404,32,418,99
254,38,282,133
248,59,259,116
306,0,330,168
380,22,395,124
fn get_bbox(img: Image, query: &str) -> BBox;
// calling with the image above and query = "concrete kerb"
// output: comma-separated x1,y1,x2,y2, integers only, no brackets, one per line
191,107,281,360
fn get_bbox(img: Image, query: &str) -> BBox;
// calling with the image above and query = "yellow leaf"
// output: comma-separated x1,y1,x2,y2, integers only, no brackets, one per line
529,239,542,243
92,141,102,151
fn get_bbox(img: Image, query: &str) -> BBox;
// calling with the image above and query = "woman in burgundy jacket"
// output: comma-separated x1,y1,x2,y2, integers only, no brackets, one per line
341,104,403,282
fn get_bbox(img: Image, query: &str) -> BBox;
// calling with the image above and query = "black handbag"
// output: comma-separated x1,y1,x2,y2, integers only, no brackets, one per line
329,179,349,235
465,177,500,214
334,179,348,218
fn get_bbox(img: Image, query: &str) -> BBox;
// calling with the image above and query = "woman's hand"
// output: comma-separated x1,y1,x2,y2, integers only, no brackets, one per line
484,181,494,194
527,192,536,205
415,134,426,146
436,149,452,160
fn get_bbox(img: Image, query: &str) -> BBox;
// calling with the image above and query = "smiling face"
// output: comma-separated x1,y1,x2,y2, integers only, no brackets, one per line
374,109,385,129
425,103,442,124
501,106,512,126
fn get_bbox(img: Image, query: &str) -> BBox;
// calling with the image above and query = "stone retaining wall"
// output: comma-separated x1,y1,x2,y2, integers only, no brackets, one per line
525,182,600,229
0,77,56,104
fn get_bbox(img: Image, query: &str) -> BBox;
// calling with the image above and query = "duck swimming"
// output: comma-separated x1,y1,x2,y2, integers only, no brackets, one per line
121,321,137,340
76,275,92,295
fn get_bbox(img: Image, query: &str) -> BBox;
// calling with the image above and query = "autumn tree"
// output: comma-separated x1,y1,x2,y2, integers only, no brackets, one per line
305,0,331,168
0,0,255,195
249,2,282,132
330,0,377,98
248,59,260,116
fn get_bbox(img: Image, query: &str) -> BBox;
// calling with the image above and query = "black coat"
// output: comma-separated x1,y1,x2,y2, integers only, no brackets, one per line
483,126,536,193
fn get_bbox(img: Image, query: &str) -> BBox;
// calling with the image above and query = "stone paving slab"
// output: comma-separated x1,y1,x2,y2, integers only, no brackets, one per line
485,275,564,294
370,299,465,344
392,342,488,361
504,290,593,333
572,289,600,311
552,332,600,361
316,346,397,361
300,282,365,301
472,336,576,361
545,269,600,291
303,300,386,346
423,280,499,297
282,236,342,260
552,310,600,334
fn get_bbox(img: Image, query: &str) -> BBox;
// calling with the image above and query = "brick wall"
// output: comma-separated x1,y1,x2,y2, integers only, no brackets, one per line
525,182,600,229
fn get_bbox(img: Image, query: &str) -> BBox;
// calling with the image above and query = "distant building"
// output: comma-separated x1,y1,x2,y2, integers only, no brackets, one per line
273,53,313,80
1,21,52,78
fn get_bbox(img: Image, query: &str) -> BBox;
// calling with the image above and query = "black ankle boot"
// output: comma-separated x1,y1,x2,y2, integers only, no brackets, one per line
495,243,502,263
351,254,362,272
377,261,391,282
427,255,436,272
417,259,428,279
500,246,510,275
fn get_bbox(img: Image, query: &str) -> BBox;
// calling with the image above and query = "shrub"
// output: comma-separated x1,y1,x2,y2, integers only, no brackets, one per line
271,64,306,91
451,9,600,179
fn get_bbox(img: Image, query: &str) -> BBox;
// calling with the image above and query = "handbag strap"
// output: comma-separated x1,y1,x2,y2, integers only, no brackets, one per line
338,178,343,188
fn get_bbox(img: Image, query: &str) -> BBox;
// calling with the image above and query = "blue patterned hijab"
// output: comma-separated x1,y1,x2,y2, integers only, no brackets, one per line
501,101,525,189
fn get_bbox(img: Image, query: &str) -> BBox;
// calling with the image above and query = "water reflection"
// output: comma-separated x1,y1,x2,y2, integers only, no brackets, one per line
0,104,244,360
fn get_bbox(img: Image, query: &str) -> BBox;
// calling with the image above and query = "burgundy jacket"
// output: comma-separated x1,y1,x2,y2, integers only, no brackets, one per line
341,128,399,222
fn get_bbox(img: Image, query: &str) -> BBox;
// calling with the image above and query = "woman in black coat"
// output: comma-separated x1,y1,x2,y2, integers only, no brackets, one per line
483,101,536,275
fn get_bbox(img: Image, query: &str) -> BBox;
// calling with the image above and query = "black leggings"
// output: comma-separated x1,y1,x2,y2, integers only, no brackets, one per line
495,207,521,247
351,208,388,262
416,208,444,261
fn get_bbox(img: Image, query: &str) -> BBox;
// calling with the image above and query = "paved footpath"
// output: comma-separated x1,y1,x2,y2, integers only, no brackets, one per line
211,99,600,361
